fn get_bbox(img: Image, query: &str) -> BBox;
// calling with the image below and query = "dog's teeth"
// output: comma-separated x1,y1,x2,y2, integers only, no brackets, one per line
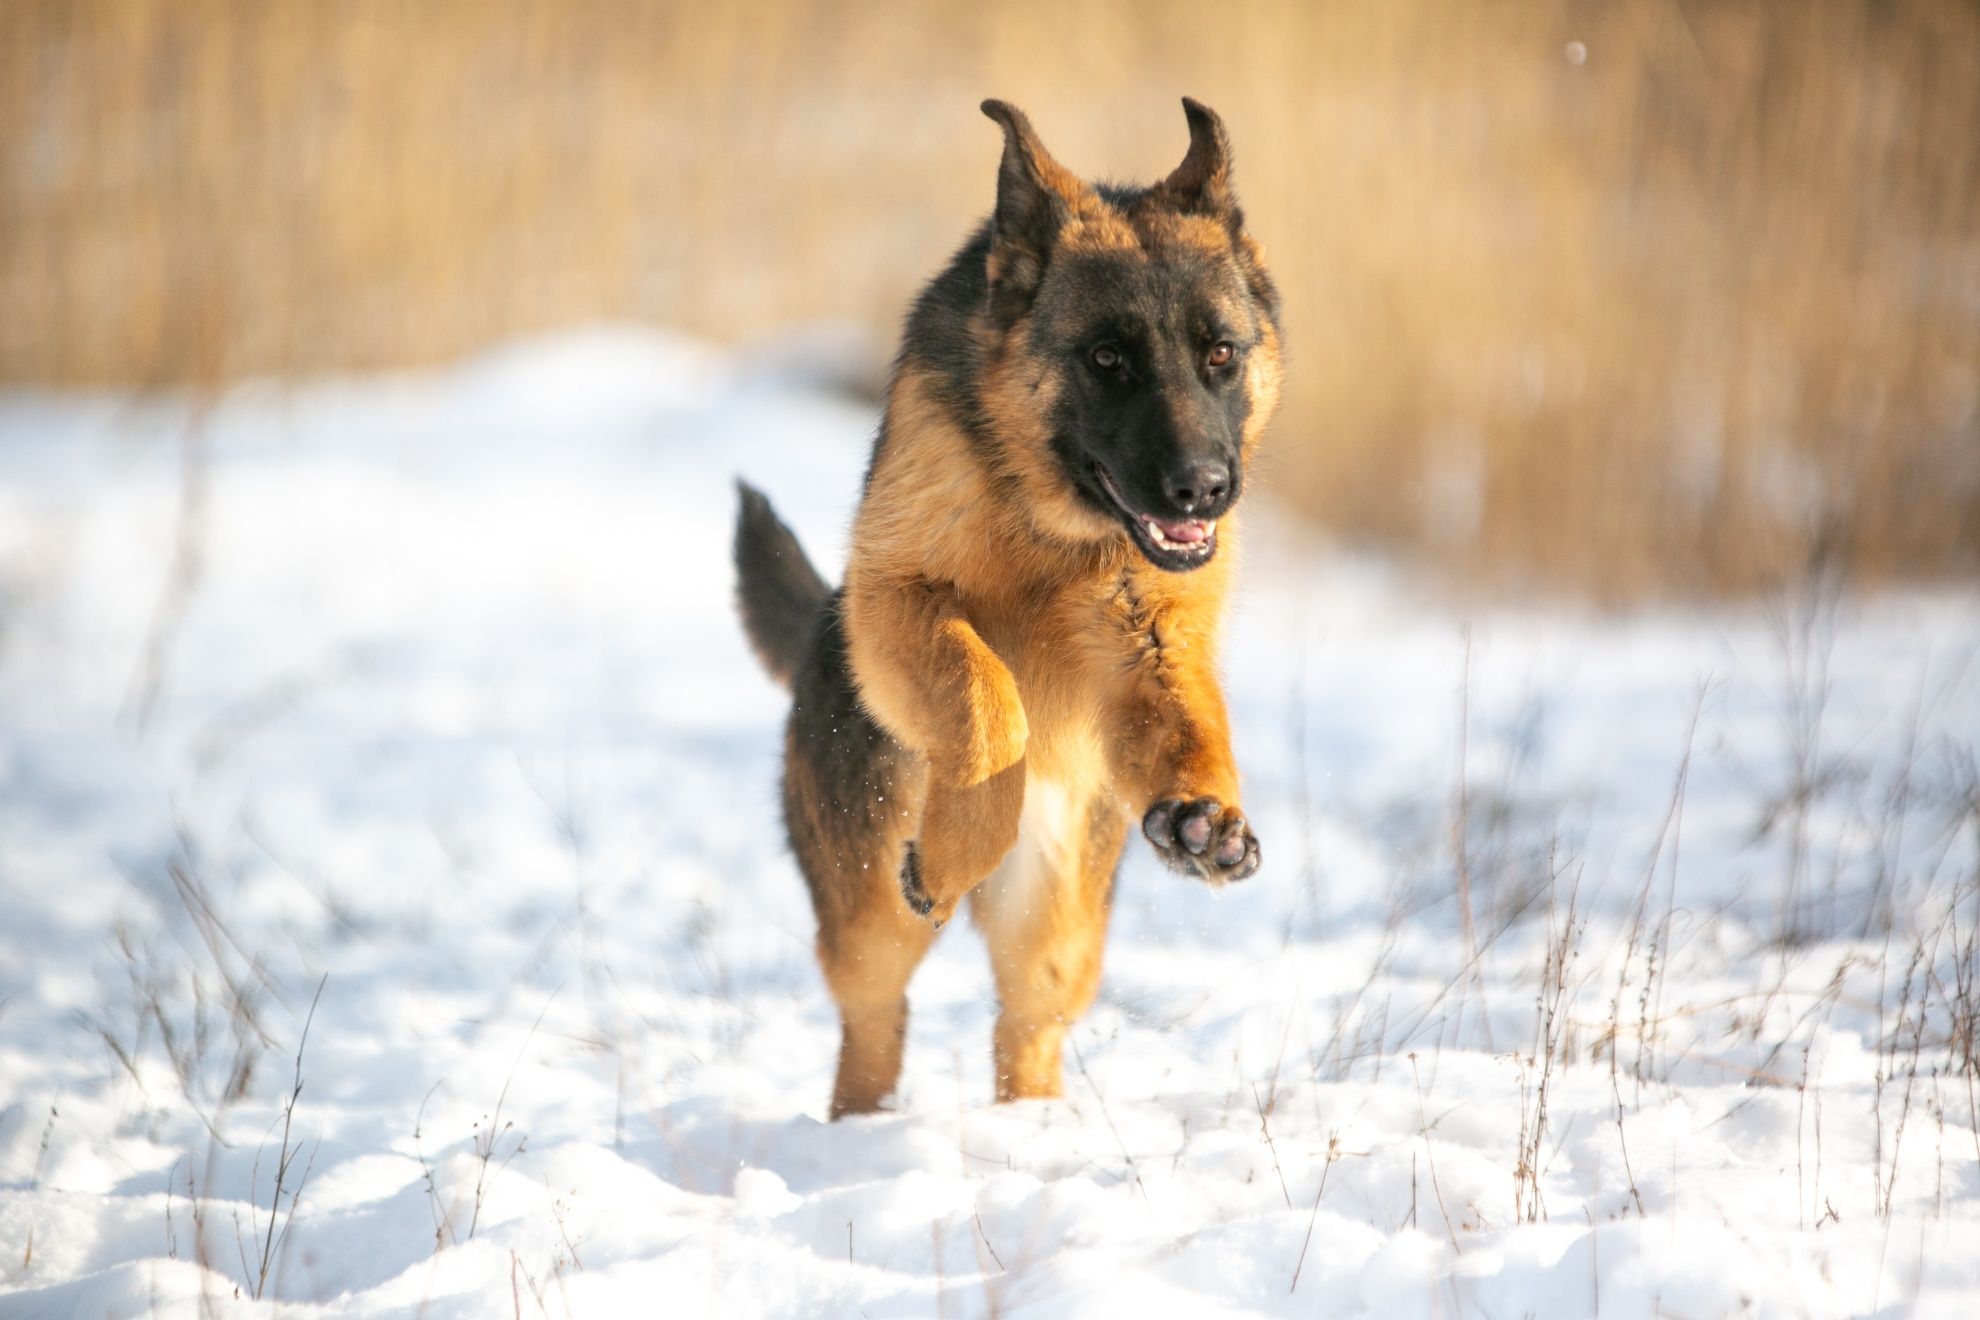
1141,515,1214,554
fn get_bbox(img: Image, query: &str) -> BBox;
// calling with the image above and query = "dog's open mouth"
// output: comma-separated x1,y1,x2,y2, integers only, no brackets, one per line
1093,464,1218,570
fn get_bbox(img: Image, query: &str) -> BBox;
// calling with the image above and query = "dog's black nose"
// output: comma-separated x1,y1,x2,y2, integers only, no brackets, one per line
1163,460,1229,513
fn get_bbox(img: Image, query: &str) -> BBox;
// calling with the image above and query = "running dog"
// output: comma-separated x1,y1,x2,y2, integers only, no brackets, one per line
735,97,1283,1116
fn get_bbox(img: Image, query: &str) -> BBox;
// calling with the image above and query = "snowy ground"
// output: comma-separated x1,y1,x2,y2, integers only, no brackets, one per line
1,329,1977,1318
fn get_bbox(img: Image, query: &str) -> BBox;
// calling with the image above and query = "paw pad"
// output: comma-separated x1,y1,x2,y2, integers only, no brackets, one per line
1142,797,1261,884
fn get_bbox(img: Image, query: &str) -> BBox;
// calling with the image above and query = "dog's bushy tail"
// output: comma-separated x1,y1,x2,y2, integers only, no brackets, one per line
734,480,832,689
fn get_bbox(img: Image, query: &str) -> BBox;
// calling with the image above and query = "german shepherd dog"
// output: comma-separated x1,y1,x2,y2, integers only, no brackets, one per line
734,98,1282,1117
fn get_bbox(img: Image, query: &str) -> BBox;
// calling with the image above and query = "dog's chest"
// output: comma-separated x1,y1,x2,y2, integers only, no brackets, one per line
975,776,1084,929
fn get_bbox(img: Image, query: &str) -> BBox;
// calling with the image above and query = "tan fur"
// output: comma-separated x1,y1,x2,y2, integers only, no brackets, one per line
775,101,1284,1114
817,220,1282,1107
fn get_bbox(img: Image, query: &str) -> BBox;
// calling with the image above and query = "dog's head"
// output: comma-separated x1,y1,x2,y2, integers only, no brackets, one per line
975,98,1283,572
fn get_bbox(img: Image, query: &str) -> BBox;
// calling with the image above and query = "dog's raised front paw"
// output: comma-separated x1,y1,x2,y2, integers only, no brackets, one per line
1142,797,1260,885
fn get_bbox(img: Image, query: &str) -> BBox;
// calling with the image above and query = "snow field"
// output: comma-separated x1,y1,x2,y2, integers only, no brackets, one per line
1,330,1977,1317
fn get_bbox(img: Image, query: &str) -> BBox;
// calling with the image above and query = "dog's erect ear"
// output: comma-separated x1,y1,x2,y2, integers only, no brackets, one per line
1154,97,1239,223
981,100,1091,305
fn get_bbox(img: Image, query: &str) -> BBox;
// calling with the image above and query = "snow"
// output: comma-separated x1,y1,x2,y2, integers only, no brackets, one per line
1,327,1976,1318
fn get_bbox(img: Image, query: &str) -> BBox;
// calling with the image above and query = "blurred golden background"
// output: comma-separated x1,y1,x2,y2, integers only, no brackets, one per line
3,0,1976,597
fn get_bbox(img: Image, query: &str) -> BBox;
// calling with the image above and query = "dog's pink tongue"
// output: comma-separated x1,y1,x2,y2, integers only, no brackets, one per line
1151,516,1211,544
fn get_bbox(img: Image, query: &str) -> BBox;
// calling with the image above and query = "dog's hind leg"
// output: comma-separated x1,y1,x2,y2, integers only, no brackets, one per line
815,876,939,1119
971,781,1129,1101
783,597,940,1118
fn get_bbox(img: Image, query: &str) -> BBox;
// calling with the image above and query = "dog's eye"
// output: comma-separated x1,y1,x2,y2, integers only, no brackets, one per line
1207,341,1237,368
1089,343,1122,371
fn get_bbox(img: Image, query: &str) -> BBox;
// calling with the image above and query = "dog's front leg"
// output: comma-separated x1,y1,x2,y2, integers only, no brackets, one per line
1110,632,1261,885
846,577,1028,925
